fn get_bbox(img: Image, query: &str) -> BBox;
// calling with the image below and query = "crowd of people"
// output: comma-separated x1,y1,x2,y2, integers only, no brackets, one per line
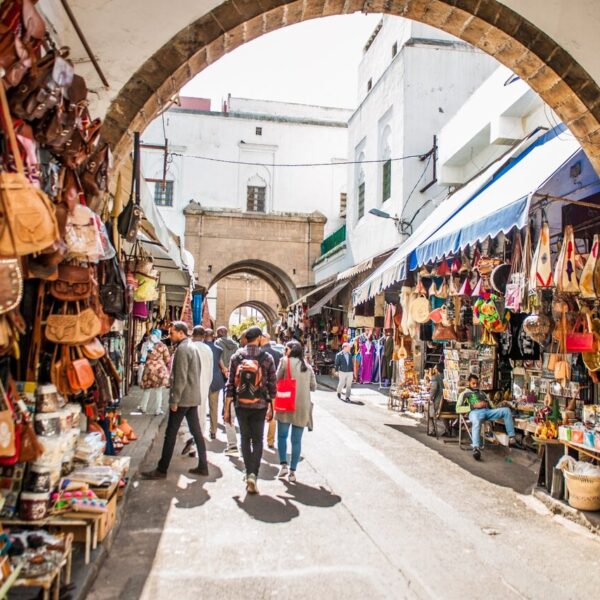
140,322,317,494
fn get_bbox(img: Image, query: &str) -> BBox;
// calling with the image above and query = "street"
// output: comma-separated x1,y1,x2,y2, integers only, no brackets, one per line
88,388,600,600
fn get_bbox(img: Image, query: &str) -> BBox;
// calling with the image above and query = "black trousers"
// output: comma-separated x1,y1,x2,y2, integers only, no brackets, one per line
158,406,207,473
236,407,267,476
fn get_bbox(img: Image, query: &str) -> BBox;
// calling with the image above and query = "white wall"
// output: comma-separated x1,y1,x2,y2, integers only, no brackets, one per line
438,65,558,186
345,21,497,265
141,99,350,239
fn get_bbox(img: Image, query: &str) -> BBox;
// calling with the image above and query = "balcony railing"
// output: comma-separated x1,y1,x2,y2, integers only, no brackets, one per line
320,224,346,255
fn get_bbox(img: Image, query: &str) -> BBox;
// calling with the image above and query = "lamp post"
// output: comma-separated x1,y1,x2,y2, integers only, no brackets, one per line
368,208,412,235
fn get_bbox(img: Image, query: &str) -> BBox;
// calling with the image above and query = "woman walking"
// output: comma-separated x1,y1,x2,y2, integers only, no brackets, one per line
276,341,316,482
138,329,171,415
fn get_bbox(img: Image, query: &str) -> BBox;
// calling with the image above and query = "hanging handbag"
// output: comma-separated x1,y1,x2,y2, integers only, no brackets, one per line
432,322,457,341
64,204,102,261
554,224,579,293
66,347,94,392
0,80,59,257
50,345,71,396
99,256,127,319
580,234,599,299
81,143,110,200
554,307,571,384
530,218,553,290
274,358,297,413
0,258,22,314
133,272,159,301
132,301,148,320
565,315,595,353
45,303,101,345
118,134,142,243
0,379,16,458
81,337,106,360
49,263,93,301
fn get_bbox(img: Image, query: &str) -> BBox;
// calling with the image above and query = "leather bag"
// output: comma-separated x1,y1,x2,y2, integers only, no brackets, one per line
64,204,101,261
99,256,127,319
0,258,22,314
432,322,457,341
117,135,141,243
0,80,59,257
66,347,94,393
81,143,110,200
45,303,101,345
49,263,93,301
81,337,105,360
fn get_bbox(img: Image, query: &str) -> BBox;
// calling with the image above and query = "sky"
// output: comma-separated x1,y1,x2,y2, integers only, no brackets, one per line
181,14,383,110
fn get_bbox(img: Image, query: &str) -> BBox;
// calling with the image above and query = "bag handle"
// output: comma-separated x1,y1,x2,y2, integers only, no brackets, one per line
286,357,291,381
26,281,46,382
0,80,25,176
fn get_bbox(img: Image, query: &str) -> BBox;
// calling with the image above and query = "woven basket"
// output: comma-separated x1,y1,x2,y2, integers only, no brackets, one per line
564,472,600,511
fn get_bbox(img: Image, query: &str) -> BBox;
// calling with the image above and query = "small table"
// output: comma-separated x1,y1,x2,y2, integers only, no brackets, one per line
561,439,600,462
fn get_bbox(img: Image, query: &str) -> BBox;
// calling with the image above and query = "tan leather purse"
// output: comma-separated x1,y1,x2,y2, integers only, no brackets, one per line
66,347,94,392
0,258,23,314
49,264,94,301
81,337,105,360
0,80,59,257
45,303,101,345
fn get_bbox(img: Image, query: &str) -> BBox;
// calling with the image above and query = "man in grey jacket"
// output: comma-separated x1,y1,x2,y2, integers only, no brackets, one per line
215,326,238,368
142,321,209,479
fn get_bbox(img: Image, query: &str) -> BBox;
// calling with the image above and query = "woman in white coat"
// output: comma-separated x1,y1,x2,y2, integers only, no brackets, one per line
276,341,316,482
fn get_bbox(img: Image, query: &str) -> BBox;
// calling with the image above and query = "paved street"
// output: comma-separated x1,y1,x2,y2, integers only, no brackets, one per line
89,388,600,600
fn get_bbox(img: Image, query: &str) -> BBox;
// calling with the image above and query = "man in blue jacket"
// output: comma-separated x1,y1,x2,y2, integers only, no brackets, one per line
334,342,354,402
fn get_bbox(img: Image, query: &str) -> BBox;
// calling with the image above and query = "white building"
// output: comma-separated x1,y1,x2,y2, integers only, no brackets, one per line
437,65,555,186
314,16,497,283
140,96,351,240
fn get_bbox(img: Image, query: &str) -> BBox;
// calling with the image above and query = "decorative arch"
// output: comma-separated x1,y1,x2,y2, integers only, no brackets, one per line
231,300,279,333
102,0,600,177
209,259,298,309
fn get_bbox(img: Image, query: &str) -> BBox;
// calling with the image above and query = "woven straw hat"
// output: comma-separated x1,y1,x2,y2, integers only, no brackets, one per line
411,296,431,324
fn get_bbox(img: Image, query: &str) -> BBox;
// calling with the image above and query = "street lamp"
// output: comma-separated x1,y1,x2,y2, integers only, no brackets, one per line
368,208,412,235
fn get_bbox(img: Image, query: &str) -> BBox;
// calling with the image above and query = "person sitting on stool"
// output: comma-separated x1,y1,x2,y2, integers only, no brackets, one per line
456,373,516,461
334,342,354,402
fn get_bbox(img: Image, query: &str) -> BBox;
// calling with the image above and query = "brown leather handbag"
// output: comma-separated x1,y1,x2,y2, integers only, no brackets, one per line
0,258,22,314
45,303,101,345
81,337,105,360
66,347,94,393
0,80,59,257
81,143,110,200
49,264,93,301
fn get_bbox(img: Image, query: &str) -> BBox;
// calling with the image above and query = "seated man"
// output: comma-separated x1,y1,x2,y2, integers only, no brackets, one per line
456,373,516,461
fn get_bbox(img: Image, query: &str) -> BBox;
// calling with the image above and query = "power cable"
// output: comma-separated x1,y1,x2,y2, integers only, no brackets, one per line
168,151,426,168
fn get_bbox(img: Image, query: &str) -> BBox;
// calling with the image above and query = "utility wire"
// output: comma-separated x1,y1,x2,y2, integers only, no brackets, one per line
168,151,425,168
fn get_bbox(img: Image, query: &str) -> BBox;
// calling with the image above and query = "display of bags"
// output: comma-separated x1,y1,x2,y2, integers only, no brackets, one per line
554,225,579,293
0,258,22,314
49,263,93,301
274,358,296,413
0,81,59,257
45,304,101,345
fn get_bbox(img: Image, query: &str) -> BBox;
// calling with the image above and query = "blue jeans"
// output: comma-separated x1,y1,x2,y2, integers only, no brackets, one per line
469,407,515,449
277,422,304,471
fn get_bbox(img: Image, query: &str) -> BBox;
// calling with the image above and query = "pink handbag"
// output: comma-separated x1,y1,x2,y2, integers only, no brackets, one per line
132,301,148,320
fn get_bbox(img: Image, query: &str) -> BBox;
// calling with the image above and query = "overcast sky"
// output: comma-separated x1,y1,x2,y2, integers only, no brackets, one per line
181,14,383,110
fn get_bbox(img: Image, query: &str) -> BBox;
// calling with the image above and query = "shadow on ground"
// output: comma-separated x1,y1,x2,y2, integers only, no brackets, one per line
385,423,539,495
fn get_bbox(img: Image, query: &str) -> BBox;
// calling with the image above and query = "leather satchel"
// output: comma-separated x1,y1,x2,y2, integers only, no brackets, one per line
45,304,101,345
118,136,141,243
99,256,127,319
0,258,22,314
49,263,93,301
66,348,94,393
432,322,457,341
81,143,109,199
81,337,105,360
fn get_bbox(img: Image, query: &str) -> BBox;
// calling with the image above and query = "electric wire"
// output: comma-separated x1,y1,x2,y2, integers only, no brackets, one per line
167,151,426,168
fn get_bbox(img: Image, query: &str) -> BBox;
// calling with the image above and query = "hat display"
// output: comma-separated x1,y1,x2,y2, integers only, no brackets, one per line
410,296,431,324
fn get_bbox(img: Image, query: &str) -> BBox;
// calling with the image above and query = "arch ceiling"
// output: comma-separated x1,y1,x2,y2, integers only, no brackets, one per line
231,300,279,327
39,1,600,173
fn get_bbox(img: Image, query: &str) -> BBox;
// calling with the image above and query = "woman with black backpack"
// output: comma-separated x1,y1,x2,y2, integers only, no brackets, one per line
276,341,317,483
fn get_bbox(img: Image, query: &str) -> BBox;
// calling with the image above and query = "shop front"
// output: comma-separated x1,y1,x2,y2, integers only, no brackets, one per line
0,3,192,595
353,125,600,513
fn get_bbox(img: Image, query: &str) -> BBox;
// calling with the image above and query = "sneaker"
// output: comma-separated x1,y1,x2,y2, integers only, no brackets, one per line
140,468,166,480
155,409,165,416
189,465,209,476
189,451,197,458
136,406,145,414
268,444,275,450
472,447,482,461
210,432,216,440
278,464,289,479
508,436,517,447
344,397,351,403
337,393,342,400
288,470,297,483
246,473,258,494
224,446,239,456
181,438,194,456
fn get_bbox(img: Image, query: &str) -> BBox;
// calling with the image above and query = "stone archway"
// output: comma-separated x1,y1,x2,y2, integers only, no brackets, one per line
102,0,600,174
230,300,280,333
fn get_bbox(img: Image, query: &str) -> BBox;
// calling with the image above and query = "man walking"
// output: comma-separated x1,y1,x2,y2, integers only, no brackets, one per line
224,326,276,494
216,326,239,454
192,326,213,437
142,322,209,479
215,326,238,368
334,342,354,402
204,328,228,440
260,332,283,450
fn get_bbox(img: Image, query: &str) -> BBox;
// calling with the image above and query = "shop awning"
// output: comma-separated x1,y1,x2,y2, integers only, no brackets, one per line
337,258,373,281
352,126,576,306
288,278,337,309
307,281,349,317
412,125,580,268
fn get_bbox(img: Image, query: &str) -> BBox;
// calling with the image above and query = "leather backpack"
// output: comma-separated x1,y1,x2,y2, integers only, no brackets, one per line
49,263,94,301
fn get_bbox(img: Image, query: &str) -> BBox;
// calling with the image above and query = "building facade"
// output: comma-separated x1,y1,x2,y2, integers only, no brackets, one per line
314,16,498,283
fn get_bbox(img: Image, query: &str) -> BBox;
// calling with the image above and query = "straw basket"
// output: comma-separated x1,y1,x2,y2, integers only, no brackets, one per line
564,472,600,511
